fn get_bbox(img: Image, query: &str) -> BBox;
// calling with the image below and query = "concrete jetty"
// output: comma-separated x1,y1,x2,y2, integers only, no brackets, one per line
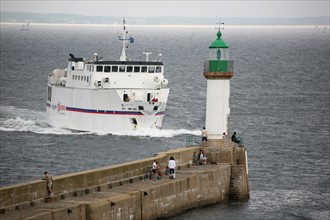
0,140,249,220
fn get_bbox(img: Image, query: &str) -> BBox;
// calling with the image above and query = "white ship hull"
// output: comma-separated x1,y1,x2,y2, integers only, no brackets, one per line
47,86,169,132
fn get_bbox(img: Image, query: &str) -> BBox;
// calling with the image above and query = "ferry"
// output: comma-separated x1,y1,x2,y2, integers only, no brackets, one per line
46,20,170,132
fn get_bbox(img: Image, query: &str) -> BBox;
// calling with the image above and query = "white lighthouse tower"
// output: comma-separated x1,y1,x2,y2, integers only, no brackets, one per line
204,29,234,141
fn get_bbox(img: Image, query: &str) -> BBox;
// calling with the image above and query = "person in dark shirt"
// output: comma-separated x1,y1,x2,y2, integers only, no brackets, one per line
231,132,240,145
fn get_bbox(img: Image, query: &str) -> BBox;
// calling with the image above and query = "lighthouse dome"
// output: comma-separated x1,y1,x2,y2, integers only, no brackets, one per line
209,31,229,48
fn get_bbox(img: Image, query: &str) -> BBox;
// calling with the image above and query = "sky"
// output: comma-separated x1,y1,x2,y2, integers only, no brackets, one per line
1,0,329,18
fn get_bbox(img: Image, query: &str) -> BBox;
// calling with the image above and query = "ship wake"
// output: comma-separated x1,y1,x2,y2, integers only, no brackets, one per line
0,106,200,137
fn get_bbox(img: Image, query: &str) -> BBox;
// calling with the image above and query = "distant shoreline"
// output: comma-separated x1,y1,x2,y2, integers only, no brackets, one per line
1,22,328,29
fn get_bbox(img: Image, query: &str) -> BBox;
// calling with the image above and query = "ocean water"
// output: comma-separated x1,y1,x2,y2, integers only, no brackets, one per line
0,24,329,220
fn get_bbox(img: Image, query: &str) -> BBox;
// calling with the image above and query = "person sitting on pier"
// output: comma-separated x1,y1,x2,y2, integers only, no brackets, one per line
192,151,198,166
200,151,207,166
156,161,162,179
231,132,241,146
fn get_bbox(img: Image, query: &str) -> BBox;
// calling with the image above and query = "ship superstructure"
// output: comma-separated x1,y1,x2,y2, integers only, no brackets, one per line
46,20,170,132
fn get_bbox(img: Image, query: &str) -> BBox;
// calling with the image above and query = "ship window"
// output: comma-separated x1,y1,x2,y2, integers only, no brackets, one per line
48,86,52,101
119,66,125,72
141,66,147,73
123,94,129,102
86,76,89,83
112,66,118,72
96,66,103,72
127,66,133,72
104,66,111,72
72,75,74,80
79,75,81,80
153,106,158,111
138,106,144,110
134,66,140,72
84,76,86,81
148,67,155,73
156,66,162,73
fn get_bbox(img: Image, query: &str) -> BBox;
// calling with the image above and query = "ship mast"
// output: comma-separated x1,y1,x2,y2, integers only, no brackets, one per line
118,18,134,61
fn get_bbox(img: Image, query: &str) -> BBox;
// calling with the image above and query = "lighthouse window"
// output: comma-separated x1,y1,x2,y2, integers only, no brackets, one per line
134,66,140,72
217,49,221,60
112,66,118,72
148,67,155,73
156,66,162,73
104,66,111,72
141,66,147,73
96,66,103,72
119,66,125,72
127,66,133,72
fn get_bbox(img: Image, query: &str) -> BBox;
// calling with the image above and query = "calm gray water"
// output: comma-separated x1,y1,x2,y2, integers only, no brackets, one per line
0,24,329,220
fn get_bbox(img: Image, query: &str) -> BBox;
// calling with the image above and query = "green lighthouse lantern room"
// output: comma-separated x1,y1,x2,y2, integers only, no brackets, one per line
208,31,230,72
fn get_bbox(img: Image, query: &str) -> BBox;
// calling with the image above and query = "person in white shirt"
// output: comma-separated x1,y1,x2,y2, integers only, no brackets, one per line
152,160,157,180
168,156,176,179
200,151,207,165
201,127,208,147
222,132,227,144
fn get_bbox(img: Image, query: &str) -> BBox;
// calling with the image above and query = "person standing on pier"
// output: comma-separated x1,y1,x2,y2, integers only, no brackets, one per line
201,127,208,147
168,156,176,179
152,160,157,180
222,132,227,144
43,171,54,198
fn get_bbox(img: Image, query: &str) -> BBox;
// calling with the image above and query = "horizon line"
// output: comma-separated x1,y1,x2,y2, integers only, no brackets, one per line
2,22,329,29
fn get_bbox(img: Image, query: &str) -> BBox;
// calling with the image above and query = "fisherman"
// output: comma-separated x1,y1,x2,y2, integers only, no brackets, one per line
43,171,54,198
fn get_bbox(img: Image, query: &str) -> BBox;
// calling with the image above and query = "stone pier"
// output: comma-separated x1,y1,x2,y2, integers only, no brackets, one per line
0,141,249,220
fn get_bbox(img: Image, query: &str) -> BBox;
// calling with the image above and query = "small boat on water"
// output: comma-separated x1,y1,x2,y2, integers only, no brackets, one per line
20,22,29,31
46,19,170,132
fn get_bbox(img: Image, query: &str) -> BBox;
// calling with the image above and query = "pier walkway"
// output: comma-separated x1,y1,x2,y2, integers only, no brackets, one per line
1,144,249,220
3,164,230,220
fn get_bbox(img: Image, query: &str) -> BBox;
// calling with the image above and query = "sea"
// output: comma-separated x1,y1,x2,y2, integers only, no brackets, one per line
0,23,329,220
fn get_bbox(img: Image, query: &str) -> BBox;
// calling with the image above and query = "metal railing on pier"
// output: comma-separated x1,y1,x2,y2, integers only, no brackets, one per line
185,135,201,147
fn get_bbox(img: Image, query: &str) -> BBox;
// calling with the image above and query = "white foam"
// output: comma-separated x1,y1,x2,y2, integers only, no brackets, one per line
0,106,200,137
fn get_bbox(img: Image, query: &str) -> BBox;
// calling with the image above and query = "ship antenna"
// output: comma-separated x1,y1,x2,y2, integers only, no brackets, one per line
143,52,152,62
118,18,134,61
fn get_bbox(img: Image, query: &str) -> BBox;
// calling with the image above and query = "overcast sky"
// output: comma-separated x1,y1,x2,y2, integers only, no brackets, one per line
1,1,329,18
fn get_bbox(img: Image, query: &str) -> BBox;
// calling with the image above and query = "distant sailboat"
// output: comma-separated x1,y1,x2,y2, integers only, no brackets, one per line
20,22,29,31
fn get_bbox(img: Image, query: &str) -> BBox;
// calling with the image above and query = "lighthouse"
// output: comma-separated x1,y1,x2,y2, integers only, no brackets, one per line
204,30,234,141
